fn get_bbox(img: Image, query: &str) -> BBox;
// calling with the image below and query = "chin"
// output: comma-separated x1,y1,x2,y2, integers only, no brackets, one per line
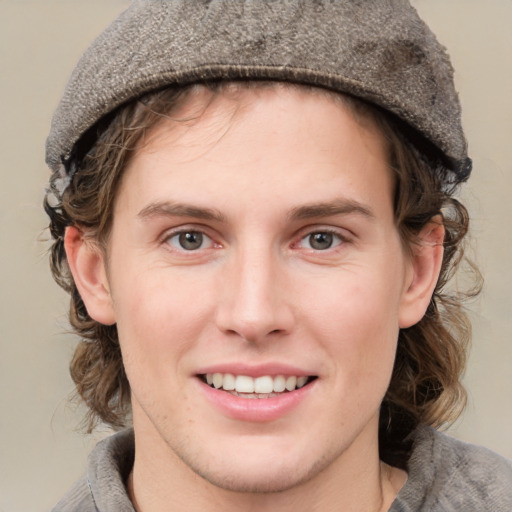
189,459,325,494
172,438,338,494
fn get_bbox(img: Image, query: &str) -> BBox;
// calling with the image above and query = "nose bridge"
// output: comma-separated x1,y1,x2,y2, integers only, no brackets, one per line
216,239,292,342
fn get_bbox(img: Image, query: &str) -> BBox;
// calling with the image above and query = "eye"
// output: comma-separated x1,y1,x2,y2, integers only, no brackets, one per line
166,230,213,251
298,231,344,251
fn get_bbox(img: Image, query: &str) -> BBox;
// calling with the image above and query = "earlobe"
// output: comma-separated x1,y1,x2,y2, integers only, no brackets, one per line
64,226,116,326
398,216,445,329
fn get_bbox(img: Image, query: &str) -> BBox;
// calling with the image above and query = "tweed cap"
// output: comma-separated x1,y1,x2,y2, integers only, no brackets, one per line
46,0,471,182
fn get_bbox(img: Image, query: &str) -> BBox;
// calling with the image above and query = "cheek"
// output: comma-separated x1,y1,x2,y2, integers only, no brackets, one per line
111,270,213,385
306,267,402,332
301,265,403,381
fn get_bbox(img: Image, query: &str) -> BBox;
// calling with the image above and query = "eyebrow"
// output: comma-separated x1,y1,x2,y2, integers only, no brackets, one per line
137,198,375,224
288,199,375,222
137,201,227,223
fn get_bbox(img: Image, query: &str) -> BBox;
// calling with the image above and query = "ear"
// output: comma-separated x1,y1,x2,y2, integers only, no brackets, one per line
398,216,445,329
64,226,116,326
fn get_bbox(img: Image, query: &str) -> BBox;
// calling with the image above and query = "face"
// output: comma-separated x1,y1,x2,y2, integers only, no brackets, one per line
96,86,417,491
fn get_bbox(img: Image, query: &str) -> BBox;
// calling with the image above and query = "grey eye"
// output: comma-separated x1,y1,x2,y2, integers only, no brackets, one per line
167,231,206,250
179,232,203,250
308,232,334,250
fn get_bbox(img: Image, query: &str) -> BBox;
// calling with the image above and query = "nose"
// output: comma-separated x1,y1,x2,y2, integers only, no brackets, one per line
215,245,294,344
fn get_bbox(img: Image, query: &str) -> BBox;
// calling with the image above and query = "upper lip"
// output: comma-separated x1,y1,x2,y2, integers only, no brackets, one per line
195,363,316,378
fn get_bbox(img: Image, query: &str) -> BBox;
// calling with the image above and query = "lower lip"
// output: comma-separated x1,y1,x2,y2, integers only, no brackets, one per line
197,378,316,422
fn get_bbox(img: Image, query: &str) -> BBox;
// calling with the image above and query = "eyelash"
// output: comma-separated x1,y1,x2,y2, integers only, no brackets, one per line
161,226,350,255
163,228,218,252
295,229,347,251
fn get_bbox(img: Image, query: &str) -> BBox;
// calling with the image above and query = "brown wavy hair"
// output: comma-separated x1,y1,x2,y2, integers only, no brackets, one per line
44,82,480,466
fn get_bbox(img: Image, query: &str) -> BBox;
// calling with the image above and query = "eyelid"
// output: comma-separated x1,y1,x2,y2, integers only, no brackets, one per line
160,224,221,252
167,231,214,251
292,226,353,251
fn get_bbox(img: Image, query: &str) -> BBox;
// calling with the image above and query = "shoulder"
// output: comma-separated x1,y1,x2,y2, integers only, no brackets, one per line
428,427,512,508
51,475,96,512
392,425,512,511
52,429,135,512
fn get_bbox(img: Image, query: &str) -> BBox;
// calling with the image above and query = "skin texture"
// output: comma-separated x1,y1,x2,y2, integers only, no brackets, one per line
65,86,444,512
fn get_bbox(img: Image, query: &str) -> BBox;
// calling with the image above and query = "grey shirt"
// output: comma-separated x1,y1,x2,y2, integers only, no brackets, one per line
53,425,512,511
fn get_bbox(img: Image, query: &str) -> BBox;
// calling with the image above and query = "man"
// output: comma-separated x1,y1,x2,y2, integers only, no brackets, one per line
45,2,512,510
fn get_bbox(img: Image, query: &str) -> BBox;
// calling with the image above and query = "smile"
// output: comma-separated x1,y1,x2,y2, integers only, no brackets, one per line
197,371,318,421
200,373,316,397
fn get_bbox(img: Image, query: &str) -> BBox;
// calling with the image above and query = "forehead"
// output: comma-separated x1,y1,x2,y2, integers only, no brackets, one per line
115,84,394,226
147,83,384,140
129,83,390,177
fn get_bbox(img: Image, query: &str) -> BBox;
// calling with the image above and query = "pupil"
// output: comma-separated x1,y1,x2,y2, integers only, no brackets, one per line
310,232,333,250
179,232,203,250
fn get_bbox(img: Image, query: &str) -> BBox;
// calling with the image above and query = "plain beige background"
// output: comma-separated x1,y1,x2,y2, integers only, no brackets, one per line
0,1,511,511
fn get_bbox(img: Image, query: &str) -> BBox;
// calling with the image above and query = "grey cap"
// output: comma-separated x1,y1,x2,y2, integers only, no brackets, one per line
46,0,471,181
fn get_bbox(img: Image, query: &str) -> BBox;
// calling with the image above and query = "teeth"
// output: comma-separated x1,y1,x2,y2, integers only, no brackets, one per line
223,373,235,391
212,373,223,389
297,376,308,388
285,376,297,391
254,376,273,394
235,375,254,393
203,373,312,393
273,375,286,392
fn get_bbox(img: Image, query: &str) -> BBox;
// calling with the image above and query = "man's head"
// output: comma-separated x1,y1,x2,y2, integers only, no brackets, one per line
45,0,475,478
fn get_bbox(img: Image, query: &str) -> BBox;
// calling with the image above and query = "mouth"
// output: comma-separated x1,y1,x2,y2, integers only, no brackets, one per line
199,373,317,399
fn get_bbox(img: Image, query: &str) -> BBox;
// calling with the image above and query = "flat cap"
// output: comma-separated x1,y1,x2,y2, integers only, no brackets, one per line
46,0,471,181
